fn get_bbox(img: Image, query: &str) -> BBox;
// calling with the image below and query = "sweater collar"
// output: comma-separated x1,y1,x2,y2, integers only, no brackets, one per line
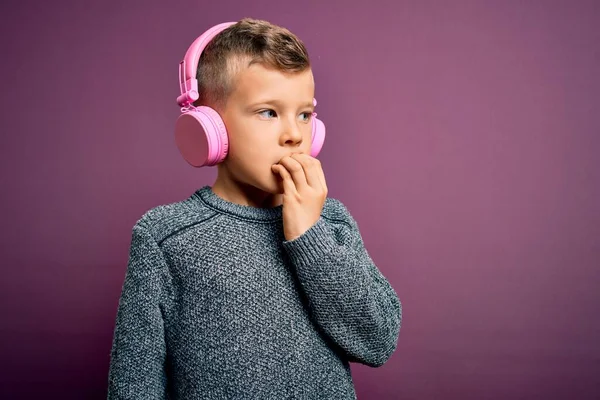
194,185,283,222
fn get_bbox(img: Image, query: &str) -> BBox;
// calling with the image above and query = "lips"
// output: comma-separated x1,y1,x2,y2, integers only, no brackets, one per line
279,152,302,161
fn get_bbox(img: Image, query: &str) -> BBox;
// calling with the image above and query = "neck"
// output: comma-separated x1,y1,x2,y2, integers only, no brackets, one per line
211,168,282,209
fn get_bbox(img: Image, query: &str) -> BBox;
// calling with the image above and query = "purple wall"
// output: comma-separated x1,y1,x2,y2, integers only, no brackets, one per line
1,0,599,399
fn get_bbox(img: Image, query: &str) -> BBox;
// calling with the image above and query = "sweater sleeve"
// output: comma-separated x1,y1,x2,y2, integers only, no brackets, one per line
281,199,402,367
107,222,169,399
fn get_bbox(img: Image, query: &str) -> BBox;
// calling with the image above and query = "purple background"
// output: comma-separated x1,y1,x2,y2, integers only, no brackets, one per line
1,0,599,399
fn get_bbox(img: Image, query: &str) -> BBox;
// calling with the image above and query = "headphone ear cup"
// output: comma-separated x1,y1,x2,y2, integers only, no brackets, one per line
174,106,229,167
310,116,326,158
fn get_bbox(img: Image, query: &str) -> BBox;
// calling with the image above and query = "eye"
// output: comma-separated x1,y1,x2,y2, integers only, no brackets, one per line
299,112,312,122
258,109,277,119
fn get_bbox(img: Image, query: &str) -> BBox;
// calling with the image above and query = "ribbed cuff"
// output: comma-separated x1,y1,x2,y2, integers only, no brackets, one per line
282,218,337,267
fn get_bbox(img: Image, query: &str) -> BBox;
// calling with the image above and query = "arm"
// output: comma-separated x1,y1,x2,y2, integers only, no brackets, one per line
282,200,402,367
107,222,169,399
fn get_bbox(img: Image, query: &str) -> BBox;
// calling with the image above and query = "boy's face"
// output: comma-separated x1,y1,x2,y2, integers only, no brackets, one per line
218,63,316,197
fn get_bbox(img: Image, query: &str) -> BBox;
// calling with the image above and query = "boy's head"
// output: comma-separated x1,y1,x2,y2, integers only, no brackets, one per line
196,18,316,202
195,18,310,110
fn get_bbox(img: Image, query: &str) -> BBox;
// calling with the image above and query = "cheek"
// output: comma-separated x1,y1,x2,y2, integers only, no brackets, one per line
227,137,269,169
301,125,313,149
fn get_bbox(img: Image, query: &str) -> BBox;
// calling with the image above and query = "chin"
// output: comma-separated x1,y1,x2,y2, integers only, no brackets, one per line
262,179,283,195
255,174,284,196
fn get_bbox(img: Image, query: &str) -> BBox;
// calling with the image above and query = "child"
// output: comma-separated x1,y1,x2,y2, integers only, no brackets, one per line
107,18,401,399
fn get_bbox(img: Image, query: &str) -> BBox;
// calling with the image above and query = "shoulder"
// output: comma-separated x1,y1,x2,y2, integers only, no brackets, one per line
321,196,358,228
133,191,218,244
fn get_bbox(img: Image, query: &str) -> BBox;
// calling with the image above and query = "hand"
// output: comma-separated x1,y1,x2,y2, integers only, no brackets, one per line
271,153,328,241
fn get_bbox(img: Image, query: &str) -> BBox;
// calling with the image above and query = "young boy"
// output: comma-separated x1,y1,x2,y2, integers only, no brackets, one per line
107,18,401,399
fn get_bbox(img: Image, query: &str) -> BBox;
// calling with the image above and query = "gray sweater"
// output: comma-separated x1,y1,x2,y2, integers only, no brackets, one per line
107,185,402,399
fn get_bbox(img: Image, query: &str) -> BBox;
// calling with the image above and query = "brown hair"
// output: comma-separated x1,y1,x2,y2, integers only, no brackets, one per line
194,18,311,110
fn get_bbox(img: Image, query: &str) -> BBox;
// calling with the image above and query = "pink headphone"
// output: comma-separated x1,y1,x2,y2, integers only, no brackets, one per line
175,22,326,168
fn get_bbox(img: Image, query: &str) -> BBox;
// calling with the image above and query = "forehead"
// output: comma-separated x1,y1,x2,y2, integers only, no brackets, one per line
230,63,314,104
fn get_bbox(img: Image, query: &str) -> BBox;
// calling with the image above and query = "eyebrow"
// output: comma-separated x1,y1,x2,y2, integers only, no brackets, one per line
248,99,314,109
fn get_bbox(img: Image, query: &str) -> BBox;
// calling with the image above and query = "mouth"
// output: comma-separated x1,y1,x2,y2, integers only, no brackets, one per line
273,152,305,170
277,152,303,162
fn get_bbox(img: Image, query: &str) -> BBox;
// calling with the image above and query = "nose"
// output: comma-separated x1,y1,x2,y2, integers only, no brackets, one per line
280,117,303,146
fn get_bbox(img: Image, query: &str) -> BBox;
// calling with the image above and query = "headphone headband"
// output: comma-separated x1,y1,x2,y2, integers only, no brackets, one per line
177,22,236,106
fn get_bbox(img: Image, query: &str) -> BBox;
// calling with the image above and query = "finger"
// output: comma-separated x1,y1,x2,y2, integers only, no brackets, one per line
278,155,309,190
272,164,297,195
296,153,327,192
315,159,327,193
291,154,321,189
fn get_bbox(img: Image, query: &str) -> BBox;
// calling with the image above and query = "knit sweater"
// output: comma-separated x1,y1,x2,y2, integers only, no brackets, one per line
107,185,402,399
